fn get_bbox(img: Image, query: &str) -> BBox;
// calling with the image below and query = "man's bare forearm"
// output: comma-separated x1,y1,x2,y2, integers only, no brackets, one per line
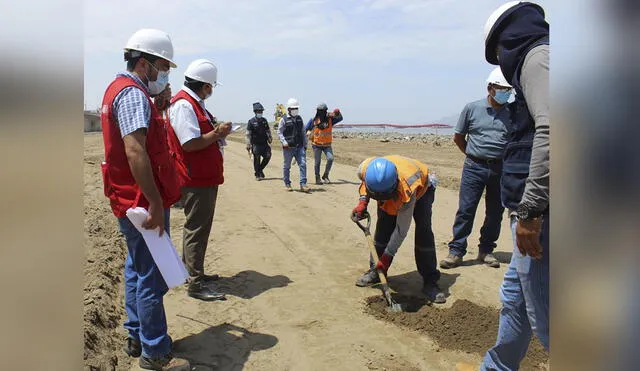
183,131,223,152
453,134,467,155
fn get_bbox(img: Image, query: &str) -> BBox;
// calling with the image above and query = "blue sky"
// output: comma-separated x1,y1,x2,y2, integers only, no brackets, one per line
84,0,553,124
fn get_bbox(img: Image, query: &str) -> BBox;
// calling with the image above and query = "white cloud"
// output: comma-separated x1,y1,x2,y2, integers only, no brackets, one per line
84,0,555,121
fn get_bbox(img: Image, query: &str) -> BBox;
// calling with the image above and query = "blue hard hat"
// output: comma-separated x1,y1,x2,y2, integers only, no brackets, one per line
365,158,398,193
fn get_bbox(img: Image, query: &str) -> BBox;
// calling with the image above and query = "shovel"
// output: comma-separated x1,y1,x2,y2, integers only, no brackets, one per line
351,211,403,312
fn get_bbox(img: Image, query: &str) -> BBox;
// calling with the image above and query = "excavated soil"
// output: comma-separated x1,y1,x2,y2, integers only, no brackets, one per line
84,153,131,371
364,295,549,370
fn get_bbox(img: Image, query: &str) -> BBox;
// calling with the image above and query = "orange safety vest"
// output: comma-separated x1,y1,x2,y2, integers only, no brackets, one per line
311,117,333,146
358,155,430,216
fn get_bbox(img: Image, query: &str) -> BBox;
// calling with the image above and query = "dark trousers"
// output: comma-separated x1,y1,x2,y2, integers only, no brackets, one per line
252,143,271,177
373,187,441,284
448,157,505,257
182,186,218,282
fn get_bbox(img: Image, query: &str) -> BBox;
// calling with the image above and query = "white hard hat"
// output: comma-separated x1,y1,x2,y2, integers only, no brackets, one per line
124,29,177,68
484,2,544,64
184,59,220,86
486,67,512,88
286,98,300,109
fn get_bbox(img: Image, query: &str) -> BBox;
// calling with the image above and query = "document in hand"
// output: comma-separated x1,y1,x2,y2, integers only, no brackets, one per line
125,207,189,288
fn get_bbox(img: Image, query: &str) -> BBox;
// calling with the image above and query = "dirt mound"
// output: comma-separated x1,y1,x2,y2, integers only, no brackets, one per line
84,161,130,370
364,295,548,370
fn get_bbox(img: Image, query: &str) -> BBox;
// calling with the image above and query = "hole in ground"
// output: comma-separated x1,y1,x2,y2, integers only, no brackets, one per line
365,294,549,370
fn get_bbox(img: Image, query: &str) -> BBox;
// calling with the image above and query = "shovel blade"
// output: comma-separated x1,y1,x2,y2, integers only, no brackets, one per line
383,289,403,312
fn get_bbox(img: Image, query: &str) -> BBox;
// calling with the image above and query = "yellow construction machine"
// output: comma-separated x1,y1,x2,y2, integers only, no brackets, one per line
272,103,287,131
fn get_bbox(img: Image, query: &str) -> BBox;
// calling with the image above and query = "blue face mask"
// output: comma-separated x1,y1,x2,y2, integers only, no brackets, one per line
493,89,512,104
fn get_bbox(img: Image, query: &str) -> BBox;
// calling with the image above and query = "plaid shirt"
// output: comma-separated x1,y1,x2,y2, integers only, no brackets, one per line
112,71,151,137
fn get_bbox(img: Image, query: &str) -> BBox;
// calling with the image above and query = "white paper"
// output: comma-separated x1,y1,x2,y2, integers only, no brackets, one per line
125,207,189,288
231,124,242,132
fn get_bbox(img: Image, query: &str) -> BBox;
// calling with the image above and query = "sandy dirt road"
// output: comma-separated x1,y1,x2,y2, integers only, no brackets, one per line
84,132,544,371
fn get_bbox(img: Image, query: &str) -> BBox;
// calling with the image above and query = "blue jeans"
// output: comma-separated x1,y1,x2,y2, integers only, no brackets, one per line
312,145,334,178
118,209,172,359
283,146,307,186
448,157,504,257
481,214,550,370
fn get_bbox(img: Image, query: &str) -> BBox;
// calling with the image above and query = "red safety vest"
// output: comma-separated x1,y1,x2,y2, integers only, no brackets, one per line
167,90,224,187
100,76,182,218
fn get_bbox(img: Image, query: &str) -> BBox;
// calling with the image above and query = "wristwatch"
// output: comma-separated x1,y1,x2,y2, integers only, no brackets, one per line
516,202,543,221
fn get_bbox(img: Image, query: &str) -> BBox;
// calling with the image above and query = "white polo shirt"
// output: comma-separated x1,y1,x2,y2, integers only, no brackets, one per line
168,86,213,145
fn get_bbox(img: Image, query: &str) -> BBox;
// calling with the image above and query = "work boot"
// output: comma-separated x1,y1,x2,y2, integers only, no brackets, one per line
322,175,331,184
439,253,462,269
202,273,220,282
300,185,310,193
284,184,293,192
139,353,190,371
315,175,323,185
422,282,446,304
187,281,226,301
355,269,381,287
124,337,141,358
477,252,500,268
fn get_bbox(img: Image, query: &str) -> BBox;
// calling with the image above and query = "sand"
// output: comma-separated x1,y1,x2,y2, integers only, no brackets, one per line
84,132,547,370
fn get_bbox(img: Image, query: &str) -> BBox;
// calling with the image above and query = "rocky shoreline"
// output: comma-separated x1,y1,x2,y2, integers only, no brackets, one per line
328,131,454,146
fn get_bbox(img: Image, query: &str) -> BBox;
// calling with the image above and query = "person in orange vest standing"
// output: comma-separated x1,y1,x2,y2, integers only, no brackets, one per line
305,103,343,185
351,156,446,304
167,59,231,302
100,28,190,370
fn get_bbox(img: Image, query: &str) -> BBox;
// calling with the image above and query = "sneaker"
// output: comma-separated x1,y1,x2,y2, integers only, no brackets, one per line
477,253,500,268
422,283,446,304
260,171,266,179
139,353,190,371
284,184,293,191
300,185,310,193
322,175,331,184
355,269,381,287
124,337,141,358
315,176,323,185
439,253,462,269
256,176,261,181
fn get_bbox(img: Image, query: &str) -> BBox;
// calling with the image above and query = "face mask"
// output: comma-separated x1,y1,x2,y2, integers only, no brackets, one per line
256,113,263,118
290,109,299,116
148,70,169,95
201,84,214,100
493,89,512,105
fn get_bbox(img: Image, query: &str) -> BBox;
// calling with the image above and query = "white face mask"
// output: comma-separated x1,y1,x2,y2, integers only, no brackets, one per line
256,113,263,118
289,109,299,116
203,86,213,100
148,70,169,95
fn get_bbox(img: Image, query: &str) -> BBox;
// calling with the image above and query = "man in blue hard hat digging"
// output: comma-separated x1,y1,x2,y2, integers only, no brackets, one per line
351,156,446,304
